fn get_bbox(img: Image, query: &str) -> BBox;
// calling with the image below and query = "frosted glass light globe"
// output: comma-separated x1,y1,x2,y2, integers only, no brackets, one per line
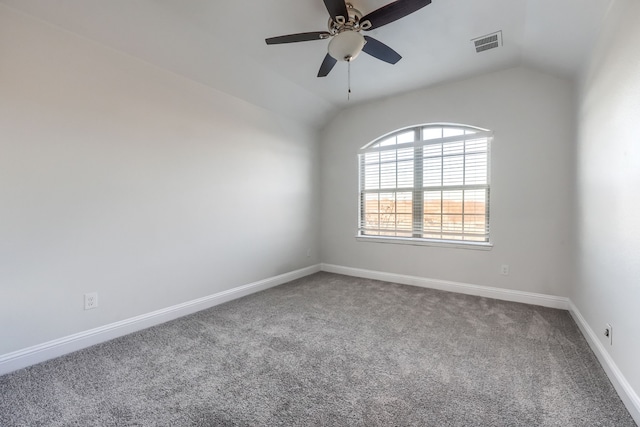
328,31,365,61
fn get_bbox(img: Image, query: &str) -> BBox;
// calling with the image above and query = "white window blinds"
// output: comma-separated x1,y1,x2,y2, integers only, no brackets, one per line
358,125,491,243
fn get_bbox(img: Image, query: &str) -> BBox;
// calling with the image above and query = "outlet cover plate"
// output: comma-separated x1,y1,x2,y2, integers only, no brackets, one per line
605,323,613,345
84,292,98,310
500,264,510,275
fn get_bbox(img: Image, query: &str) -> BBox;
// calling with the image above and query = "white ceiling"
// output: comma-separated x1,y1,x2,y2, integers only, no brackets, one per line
1,0,612,128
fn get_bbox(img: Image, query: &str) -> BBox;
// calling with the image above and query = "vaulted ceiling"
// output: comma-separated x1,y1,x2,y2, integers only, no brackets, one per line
1,0,612,128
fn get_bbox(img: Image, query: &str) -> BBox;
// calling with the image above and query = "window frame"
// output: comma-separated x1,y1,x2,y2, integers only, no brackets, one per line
356,123,493,250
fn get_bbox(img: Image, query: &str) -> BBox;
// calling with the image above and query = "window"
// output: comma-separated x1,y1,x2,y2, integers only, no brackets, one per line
358,124,491,245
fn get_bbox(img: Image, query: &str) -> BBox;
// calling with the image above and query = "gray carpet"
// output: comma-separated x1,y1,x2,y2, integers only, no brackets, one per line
0,272,635,426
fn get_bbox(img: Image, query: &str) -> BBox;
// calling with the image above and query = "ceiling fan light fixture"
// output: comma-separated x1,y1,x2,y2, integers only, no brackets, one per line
328,31,366,61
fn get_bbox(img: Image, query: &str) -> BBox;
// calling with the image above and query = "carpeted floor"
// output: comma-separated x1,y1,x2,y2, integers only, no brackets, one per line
0,272,636,426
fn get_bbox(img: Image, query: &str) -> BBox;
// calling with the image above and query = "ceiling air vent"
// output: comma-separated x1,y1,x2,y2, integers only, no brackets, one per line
472,31,502,53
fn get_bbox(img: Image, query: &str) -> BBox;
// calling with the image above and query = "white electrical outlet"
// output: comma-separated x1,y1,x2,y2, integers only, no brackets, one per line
604,323,613,345
500,264,510,275
306,248,311,258
84,292,98,310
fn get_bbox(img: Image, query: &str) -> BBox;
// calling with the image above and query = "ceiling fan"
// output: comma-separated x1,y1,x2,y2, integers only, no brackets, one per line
265,0,432,77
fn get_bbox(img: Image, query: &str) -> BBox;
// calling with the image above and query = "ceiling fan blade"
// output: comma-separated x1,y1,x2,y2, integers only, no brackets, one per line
323,0,348,21
318,53,338,77
265,31,331,45
361,0,431,30
362,36,402,64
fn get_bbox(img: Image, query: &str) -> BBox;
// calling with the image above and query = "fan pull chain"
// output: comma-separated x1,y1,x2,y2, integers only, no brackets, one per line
347,60,351,101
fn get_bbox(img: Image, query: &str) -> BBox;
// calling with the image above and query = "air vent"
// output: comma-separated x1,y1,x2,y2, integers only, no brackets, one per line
472,31,502,53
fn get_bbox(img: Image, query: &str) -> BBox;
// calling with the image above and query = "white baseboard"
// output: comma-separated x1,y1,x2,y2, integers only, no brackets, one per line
320,263,569,309
568,301,640,425
0,264,321,376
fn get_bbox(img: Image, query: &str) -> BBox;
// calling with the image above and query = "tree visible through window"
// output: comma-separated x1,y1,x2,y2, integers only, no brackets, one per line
358,124,491,243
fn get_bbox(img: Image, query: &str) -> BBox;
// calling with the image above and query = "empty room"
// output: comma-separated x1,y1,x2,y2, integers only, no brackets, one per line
1,0,639,425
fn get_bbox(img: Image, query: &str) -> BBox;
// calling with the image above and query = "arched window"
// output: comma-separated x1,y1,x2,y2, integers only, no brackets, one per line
358,124,492,245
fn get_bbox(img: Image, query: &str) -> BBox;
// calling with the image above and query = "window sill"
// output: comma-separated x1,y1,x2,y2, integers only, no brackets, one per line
355,235,493,250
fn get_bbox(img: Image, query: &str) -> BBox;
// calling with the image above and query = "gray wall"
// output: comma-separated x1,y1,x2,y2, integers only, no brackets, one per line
0,7,320,354
319,66,575,297
575,0,640,401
